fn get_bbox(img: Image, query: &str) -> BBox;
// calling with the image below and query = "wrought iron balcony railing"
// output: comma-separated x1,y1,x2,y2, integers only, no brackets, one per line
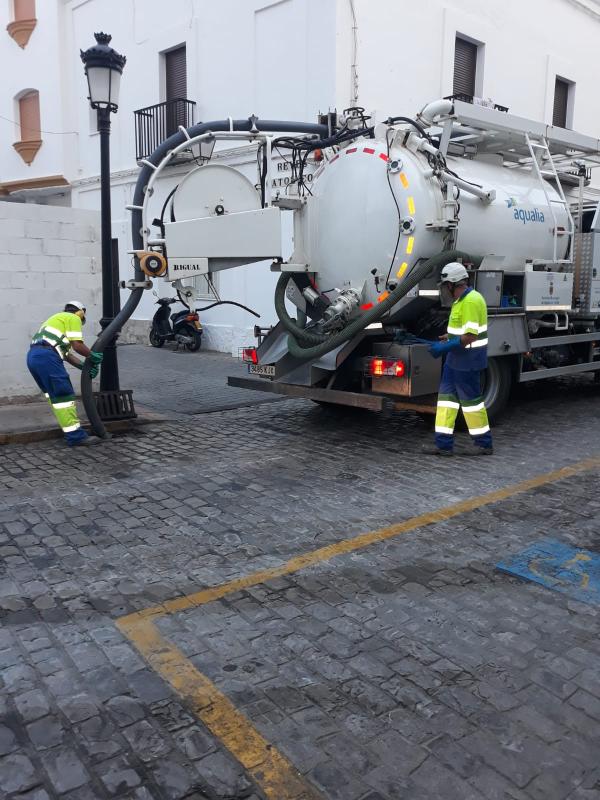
134,98,196,162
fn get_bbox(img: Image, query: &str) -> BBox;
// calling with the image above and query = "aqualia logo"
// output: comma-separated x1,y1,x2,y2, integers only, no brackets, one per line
506,197,545,225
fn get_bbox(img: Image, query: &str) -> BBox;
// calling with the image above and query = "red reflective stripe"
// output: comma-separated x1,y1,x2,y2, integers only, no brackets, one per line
363,147,375,154
330,154,339,163
346,147,358,154
379,153,389,162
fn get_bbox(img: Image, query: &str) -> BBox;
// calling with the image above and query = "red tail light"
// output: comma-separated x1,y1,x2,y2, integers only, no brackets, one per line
369,358,405,377
242,347,258,364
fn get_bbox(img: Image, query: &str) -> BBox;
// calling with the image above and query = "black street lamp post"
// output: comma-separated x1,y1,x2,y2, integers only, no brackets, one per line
80,32,126,393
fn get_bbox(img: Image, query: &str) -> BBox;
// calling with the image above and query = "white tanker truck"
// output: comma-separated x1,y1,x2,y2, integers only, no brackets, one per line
116,97,600,426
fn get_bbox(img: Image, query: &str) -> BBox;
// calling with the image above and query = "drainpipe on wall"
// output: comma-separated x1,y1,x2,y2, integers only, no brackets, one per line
349,0,359,105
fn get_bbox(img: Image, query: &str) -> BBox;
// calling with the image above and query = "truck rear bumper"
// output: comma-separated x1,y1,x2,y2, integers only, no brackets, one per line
227,376,437,413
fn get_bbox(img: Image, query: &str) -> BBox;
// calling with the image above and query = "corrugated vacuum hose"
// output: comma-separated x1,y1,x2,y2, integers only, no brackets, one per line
275,250,483,360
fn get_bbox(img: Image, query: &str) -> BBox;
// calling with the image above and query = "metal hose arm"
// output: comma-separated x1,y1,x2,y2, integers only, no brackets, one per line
80,117,330,437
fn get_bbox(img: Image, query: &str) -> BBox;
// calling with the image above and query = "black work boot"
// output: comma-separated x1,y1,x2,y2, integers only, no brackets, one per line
421,444,453,456
456,443,494,456
71,436,103,447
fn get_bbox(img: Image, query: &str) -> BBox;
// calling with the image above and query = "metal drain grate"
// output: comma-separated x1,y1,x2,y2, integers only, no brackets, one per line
93,390,137,421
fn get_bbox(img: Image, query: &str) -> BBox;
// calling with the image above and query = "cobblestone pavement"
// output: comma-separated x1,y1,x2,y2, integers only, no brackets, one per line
0,374,599,799
118,345,281,414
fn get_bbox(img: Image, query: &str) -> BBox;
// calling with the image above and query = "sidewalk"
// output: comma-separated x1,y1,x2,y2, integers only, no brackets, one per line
1,345,280,444
0,399,163,444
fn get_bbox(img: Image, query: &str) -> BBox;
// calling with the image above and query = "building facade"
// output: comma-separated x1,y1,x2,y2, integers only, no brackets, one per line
2,0,600,351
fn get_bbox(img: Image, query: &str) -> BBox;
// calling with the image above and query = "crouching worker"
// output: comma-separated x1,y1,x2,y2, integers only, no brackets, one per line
27,301,103,447
423,262,493,456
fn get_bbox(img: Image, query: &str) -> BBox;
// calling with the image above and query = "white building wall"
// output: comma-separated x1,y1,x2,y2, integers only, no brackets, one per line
352,0,600,139
1,0,600,353
0,204,101,400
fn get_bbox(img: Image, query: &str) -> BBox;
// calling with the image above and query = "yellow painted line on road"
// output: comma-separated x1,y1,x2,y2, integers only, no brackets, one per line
117,618,322,800
120,455,600,625
117,454,600,800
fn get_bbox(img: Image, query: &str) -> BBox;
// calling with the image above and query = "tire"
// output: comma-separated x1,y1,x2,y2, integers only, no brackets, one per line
481,356,513,421
149,327,164,348
184,327,202,352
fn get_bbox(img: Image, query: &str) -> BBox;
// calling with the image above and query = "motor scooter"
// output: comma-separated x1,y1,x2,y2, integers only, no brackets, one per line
149,296,202,351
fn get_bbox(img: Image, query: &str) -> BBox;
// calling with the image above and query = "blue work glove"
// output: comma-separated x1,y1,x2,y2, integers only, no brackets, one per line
428,336,461,359
394,331,436,345
89,365,99,379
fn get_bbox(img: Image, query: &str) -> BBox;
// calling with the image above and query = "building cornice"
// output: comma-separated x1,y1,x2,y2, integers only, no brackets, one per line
71,144,259,189
0,174,69,196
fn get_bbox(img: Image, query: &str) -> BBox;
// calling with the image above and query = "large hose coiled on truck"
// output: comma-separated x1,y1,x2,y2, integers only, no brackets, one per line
275,250,483,361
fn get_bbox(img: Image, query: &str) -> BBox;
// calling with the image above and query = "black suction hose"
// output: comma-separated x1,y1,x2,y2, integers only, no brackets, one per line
193,300,261,317
81,117,329,438
274,250,482,361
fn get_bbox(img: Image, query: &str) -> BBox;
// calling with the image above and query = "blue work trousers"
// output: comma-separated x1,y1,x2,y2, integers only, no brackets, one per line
434,362,493,451
26,346,88,445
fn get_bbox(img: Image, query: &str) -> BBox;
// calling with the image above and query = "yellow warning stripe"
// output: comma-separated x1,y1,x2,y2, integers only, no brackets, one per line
117,618,323,800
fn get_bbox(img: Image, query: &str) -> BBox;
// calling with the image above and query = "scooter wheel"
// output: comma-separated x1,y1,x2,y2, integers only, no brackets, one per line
149,328,164,348
184,328,202,352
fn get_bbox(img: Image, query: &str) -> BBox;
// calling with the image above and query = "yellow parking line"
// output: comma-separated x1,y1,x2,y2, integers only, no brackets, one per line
117,455,600,800
117,618,322,800
120,455,600,625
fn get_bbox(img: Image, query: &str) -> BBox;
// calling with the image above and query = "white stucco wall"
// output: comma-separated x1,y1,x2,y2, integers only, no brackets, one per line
0,203,101,400
2,0,600,354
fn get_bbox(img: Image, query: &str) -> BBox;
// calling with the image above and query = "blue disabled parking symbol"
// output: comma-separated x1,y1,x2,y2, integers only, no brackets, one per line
496,538,600,606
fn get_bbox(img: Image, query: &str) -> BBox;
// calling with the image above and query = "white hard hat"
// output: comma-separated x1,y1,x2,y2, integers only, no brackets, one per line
66,300,86,311
439,262,469,284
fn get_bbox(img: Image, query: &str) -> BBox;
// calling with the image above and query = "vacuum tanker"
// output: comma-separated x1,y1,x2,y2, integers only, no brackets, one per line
93,96,600,441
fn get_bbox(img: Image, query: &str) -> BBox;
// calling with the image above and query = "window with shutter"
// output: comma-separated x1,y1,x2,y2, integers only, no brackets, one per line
453,36,478,97
14,0,36,20
165,45,187,136
7,0,36,47
553,78,570,128
13,89,42,164
165,46,187,101
19,90,41,141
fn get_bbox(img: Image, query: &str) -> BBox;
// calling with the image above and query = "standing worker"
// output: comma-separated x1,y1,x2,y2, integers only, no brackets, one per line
423,263,493,456
27,301,103,447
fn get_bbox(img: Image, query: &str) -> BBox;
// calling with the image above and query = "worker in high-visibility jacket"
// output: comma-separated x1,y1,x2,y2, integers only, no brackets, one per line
27,301,103,447
423,262,493,456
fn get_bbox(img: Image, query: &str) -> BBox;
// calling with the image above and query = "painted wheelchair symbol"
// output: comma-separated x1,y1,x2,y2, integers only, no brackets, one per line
497,539,600,605
528,551,592,590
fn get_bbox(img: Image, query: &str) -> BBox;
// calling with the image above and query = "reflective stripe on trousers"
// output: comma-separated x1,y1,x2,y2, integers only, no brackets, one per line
27,346,87,445
434,363,492,451
47,395,81,434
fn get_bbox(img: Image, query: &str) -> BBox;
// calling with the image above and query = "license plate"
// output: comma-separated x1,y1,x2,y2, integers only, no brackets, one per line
248,364,275,377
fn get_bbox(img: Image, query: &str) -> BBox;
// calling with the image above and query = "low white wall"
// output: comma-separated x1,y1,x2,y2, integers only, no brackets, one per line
119,317,255,355
0,202,101,401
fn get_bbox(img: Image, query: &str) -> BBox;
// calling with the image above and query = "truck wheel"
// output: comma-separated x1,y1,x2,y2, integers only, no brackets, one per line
482,357,513,420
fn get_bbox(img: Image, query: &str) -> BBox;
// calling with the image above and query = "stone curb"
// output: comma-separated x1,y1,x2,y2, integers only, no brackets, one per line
0,409,165,445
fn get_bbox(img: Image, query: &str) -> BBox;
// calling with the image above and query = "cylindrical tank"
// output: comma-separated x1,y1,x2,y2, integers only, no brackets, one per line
303,135,568,298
